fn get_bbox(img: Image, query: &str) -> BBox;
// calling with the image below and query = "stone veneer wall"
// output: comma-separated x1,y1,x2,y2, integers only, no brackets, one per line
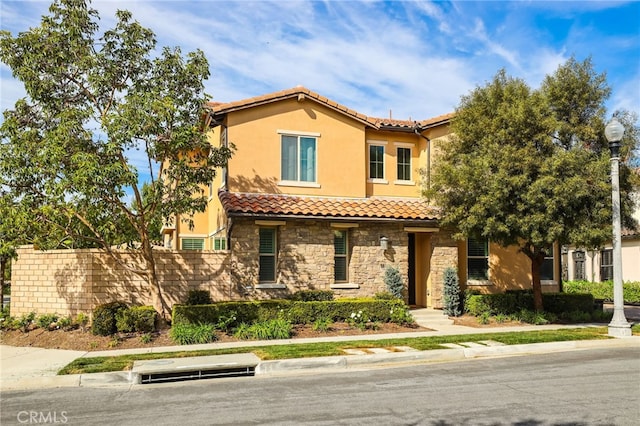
230,218,409,300
10,246,232,317
428,231,459,309
10,224,459,316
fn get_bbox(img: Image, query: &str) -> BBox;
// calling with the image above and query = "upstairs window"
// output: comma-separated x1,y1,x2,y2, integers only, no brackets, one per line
369,144,385,180
281,134,316,183
467,237,489,281
259,228,277,282
396,147,411,181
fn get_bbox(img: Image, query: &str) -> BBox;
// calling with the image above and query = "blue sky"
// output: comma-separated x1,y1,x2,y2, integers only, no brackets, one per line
1,0,638,121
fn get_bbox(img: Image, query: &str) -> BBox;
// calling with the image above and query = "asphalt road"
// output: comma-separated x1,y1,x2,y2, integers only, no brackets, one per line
1,347,639,425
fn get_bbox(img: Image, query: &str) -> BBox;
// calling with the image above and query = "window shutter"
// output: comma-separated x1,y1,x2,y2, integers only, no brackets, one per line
259,229,275,254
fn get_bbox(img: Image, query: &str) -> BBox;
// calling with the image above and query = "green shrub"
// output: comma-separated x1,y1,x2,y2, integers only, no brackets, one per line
36,313,59,330
233,319,292,340
13,312,36,332
389,305,415,325
312,317,333,332
57,316,73,330
290,290,334,302
347,310,370,330
172,298,408,326
384,266,404,299
374,291,396,300
115,306,157,333
169,323,217,345
516,309,549,325
443,267,461,317
466,293,594,317
591,309,613,322
75,313,89,331
564,280,640,304
92,301,128,336
186,289,212,305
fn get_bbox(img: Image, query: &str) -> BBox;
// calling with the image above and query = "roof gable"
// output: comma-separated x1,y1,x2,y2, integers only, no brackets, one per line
206,86,453,131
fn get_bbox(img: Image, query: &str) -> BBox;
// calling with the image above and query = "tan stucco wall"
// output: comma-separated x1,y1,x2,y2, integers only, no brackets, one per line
568,239,640,282
225,98,368,198
459,242,560,294
10,246,232,317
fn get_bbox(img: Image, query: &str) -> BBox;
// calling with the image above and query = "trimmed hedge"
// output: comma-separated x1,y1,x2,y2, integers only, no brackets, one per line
564,280,640,304
289,290,334,302
172,298,408,326
466,292,594,316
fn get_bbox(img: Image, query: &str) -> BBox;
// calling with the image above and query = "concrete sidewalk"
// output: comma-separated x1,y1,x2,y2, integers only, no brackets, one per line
1,308,638,391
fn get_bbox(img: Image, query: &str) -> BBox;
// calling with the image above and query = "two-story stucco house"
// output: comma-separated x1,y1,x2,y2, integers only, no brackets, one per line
161,87,561,308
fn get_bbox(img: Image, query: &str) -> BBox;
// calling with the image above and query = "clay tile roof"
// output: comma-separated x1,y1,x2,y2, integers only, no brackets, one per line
218,191,440,221
372,118,418,129
206,86,378,128
205,87,453,131
418,112,455,128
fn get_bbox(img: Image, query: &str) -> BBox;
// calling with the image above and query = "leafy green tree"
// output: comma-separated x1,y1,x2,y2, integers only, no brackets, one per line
0,0,232,319
427,57,638,311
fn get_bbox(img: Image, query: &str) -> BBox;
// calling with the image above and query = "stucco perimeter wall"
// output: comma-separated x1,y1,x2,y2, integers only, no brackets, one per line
230,219,409,301
10,246,232,317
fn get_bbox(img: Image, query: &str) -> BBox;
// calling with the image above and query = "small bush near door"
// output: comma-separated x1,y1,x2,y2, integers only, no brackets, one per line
443,267,462,317
384,266,404,299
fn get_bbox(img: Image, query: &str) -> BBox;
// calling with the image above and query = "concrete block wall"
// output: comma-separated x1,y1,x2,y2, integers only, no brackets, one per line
10,246,231,317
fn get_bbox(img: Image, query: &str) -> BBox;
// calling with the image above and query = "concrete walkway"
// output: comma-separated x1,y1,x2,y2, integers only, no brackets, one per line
1,308,638,391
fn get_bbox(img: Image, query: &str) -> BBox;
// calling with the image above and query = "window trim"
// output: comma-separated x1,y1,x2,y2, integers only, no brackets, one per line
181,237,205,250
367,141,388,183
540,247,556,285
334,229,349,283
600,248,613,282
258,228,277,283
395,145,413,183
278,131,319,185
212,236,227,251
467,237,490,285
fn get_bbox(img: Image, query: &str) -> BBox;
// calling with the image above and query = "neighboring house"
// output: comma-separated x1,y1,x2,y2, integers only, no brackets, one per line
565,183,640,283
162,87,561,308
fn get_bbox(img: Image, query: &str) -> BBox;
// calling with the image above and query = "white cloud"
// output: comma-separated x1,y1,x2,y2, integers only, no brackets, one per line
1,0,638,123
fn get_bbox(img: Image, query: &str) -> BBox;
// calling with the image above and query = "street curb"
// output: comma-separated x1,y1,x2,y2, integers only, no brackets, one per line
250,337,640,377
2,336,639,390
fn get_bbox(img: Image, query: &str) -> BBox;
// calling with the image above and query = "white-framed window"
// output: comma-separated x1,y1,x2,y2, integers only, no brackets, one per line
280,132,317,183
181,238,204,250
334,229,348,282
600,249,613,281
212,236,227,251
540,248,555,282
259,228,277,282
396,146,411,181
467,237,489,281
368,143,385,180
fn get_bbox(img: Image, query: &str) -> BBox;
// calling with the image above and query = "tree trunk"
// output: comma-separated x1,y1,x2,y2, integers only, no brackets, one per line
140,236,171,322
530,253,545,312
0,257,6,310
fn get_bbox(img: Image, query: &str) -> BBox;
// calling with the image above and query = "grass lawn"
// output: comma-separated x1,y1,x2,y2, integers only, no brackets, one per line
59,326,618,375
